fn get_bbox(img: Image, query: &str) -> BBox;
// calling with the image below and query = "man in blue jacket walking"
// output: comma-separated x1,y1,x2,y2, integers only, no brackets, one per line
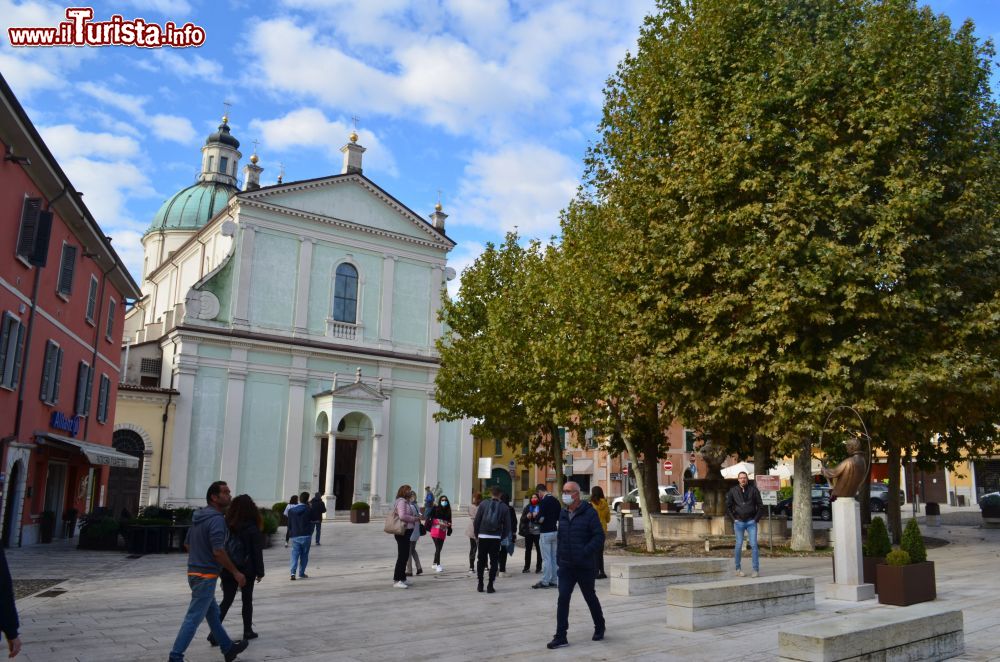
547,481,605,650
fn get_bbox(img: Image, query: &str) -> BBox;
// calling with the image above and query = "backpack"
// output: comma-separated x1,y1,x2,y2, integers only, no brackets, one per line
225,530,249,570
480,500,502,534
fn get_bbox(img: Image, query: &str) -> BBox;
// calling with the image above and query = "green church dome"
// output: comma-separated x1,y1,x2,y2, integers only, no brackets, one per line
146,181,236,234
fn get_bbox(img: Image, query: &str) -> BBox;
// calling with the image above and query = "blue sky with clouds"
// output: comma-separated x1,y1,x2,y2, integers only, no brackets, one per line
2,1,998,293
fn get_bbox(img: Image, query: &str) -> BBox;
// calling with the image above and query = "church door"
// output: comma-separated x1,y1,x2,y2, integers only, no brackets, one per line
108,430,144,518
333,439,357,510
484,468,512,499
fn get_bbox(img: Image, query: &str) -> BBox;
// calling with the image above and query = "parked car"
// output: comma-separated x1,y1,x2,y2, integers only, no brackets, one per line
773,486,832,521
611,486,683,513
869,483,906,512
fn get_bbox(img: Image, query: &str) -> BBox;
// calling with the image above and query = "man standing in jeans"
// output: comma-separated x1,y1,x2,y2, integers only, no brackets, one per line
725,471,763,578
287,491,314,580
169,481,249,662
532,483,561,589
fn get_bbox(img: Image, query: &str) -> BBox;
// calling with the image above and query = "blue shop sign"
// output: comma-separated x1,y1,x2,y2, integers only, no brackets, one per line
50,411,81,437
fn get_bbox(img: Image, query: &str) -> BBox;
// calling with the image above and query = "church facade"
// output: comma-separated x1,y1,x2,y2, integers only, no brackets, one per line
117,118,474,513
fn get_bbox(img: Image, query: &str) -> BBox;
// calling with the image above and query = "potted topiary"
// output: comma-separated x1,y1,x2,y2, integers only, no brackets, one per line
876,518,936,606
272,501,289,526
979,493,1000,528
77,514,121,550
624,494,639,513
862,517,892,591
350,501,370,523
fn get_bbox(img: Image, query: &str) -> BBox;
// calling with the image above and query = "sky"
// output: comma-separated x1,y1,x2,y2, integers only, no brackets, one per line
2,0,998,296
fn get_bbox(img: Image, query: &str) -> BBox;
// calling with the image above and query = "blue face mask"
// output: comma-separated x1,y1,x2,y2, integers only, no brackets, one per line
440,501,448,506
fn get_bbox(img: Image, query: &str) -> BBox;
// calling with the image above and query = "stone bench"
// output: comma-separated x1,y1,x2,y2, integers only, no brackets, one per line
667,574,814,631
778,604,963,662
609,558,729,596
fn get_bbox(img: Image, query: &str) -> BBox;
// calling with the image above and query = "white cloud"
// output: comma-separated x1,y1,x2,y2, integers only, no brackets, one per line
149,50,224,79
60,158,156,229
250,107,398,177
150,114,197,144
78,81,148,115
118,0,193,15
452,145,579,237
39,124,139,161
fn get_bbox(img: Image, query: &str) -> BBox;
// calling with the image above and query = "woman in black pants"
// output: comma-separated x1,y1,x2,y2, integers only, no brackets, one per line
210,494,265,645
392,484,420,588
425,495,453,571
520,494,542,573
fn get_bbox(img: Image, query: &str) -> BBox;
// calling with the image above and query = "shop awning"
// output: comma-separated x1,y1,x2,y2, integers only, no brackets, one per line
35,432,140,468
569,459,594,475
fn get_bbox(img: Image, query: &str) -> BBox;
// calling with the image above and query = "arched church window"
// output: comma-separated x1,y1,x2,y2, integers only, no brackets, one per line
332,263,358,324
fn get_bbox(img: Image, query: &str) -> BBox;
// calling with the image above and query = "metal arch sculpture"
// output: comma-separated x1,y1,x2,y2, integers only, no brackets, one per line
816,406,872,499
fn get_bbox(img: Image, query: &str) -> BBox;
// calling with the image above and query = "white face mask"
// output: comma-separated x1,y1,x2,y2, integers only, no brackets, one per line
440,501,448,506
562,494,574,505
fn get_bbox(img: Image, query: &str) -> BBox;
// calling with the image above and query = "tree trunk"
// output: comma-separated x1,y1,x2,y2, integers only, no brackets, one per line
790,439,815,551
640,434,661,516
753,435,772,482
859,440,872,527
622,434,656,553
886,439,902,544
550,424,565,496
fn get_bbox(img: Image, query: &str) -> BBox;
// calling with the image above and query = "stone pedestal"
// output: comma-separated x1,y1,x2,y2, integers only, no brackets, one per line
826,497,875,601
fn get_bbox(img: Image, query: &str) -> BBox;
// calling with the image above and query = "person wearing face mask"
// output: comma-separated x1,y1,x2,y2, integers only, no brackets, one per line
546,481,605,650
405,491,425,577
519,494,543,573
425,495,453,572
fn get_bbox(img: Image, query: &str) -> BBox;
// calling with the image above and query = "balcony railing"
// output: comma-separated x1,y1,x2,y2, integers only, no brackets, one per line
326,319,361,341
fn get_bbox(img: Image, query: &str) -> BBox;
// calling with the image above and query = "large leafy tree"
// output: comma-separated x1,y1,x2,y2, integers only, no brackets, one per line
584,0,1000,548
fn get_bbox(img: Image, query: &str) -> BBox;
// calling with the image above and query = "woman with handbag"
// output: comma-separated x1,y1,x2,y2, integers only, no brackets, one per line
390,484,420,589
209,494,265,646
405,490,425,577
425,495,453,572
520,494,543,573
464,493,482,574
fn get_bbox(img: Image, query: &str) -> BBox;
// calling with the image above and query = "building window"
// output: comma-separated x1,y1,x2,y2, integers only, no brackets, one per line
85,276,99,324
207,156,214,172
521,469,530,491
105,298,117,341
15,197,43,260
332,262,359,324
74,360,93,417
57,243,77,296
219,156,229,174
96,374,111,423
0,313,26,390
494,439,503,456
39,340,63,404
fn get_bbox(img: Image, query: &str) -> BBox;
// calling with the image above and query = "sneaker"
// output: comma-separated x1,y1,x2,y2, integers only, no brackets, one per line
498,571,507,578
315,542,321,545
532,581,547,589
435,565,444,573
477,582,484,593
290,575,296,581
468,568,475,574
224,639,249,662
546,637,569,650
298,574,308,579
243,631,259,640
735,569,745,577
393,581,409,589
593,628,605,641
486,583,496,593
751,571,759,578
284,542,288,548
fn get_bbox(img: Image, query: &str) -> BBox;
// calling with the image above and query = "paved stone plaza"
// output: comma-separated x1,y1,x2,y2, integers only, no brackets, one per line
6,513,1000,661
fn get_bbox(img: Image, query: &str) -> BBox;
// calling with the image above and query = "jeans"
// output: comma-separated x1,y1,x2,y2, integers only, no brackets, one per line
556,565,605,639
540,531,558,585
476,537,501,585
290,535,311,576
313,521,321,544
219,571,255,635
523,533,541,570
393,533,410,581
169,574,234,661
733,519,759,572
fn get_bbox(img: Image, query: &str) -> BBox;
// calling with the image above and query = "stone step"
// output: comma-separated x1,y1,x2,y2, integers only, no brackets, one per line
609,558,729,596
667,574,815,631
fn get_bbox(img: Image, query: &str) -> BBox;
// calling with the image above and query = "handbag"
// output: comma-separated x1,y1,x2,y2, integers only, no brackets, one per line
501,535,515,556
419,522,427,536
383,504,406,535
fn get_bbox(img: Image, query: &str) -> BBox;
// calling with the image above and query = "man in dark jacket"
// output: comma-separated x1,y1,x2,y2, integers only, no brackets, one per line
169,481,249,662
532,483,561,589
287,491,314,580
472,486,510,593
0,546,20,658
547,481,605,650
309,493,327,545
725,471,763,577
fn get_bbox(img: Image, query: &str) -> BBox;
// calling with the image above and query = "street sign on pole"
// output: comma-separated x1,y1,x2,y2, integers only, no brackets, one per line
756,475,780,505
663,460,673,471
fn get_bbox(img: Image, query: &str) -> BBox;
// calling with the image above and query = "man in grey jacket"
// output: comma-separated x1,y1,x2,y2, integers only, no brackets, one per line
169,481,249,662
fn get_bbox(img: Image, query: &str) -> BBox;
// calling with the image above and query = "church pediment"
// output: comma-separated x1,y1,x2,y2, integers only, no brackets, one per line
314,380,387,401
237,174,454,250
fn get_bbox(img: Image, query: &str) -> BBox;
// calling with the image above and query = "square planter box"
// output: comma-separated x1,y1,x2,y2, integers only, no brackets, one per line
350,509,370,523
862,556,885,592
876,561,936,606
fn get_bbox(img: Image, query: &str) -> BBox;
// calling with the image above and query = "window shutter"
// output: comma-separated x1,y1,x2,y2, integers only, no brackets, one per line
86,277,98,322
11,321,25,388
97,375,109,423
75,361,88,415
105,298,116,340
0,316,10,383
58,244,77,295
84,364,93,414
39,342,54,402
52,348,63,404
16,198,42,258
